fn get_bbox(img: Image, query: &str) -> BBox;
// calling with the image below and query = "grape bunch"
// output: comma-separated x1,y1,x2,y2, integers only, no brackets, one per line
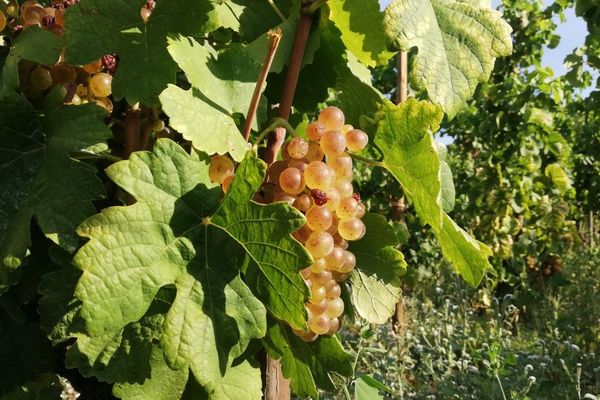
268,107,369,341
208,107,368,341
8,0,122,112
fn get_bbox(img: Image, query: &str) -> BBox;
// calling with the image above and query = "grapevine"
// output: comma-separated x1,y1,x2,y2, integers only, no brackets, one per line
0,0,517,398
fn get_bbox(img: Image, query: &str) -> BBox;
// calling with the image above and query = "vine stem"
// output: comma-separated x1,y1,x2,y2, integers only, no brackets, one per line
302,0,328,14
243,29,283,141
349,153,384,168
266,0,286,22
124,106,141,157
261,0,315,165
253,118,298,148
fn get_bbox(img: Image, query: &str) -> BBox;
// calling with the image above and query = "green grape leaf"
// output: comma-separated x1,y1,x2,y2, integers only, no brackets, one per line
437,213,492,285
545,163,572,194
112,347,189,400
167,38,260,117
349,213,406,324
70,140,309,394
335,53,387,127
221,0,299,41
160,36,253,161
0,96,110,280
0,26,61,91
375,99,491,286
375,99,445,229
263,319,353,399
63,0,215,106
383,0,513,117
328,0,394,67
39,255,192,399
355,376,385,400
436,141,456,212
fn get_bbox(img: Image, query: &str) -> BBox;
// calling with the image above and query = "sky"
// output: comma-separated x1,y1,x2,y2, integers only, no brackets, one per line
378,0,589,77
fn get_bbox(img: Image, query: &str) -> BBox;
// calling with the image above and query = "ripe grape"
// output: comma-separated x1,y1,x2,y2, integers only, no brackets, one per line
311,270,333,286
287,137,309,159
307,299,328,315
345,129,369,152
140,6,152,21
89,72,112,97
325,298,344,318
338,218,366,241
294,194,312,212
306,142,325,162
338,251,356,273
310,285,326,303
324,187,341,211
30,66,53,90
356,202,366,218
299,330,318,342
75,84,88,98
305,231,334,258
279,167,305,195
293,224,312,244
310,258,327,273
267,160,287,183
288,159,308,173
306,206,333,232
209,155,234,184
95,97,113,113
308,314,331,335
328,154,353,181
320,130,346,157
337,196,359,219
318,106,345,131
68,94,81,105
325,247,344,270
325,282,341,299
335,180,353,198
304,161,333,190
0,10,6,32
50,63,77,84
83,59,103,74
307,121,326,141
342,124,353,133
222,174,234,193
328,317,340,334
273,191,296,205
152,120,166,132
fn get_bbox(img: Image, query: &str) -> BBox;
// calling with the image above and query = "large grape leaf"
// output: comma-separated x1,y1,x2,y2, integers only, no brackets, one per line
328,0,394,67
159,36,253,161
219,0,299,42
0,97,110,286
262,319,353,399
374,99,491,285
382,0,513,117
69,140,310,394
349,213,406,324
63,0,216,106
0,26,61,91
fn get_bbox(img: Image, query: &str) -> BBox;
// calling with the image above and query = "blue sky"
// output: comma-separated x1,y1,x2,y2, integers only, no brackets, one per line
378,0,588,77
